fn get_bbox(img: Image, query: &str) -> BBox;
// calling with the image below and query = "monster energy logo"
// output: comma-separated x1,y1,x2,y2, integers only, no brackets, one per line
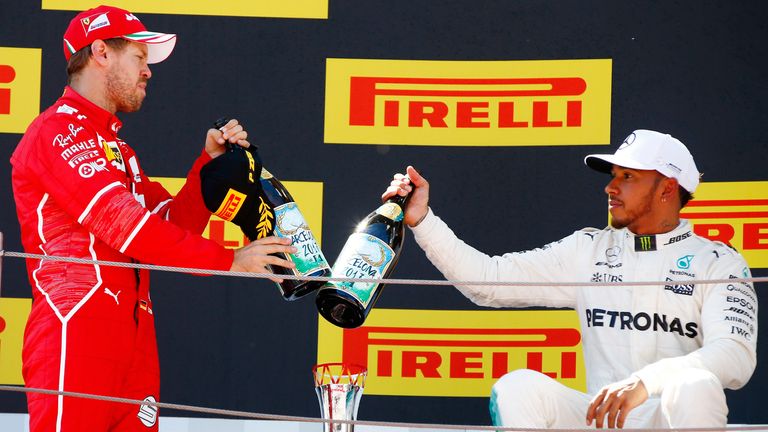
634,235,657,252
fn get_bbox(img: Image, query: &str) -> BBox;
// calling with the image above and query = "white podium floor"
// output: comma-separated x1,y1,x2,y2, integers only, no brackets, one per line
1,413,766,432
0,413,489,432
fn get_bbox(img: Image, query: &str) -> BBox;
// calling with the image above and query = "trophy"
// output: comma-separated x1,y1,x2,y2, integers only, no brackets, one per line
312,362,367,432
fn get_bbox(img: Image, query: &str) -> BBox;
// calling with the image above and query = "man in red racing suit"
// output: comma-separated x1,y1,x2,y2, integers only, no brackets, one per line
11,5,295,431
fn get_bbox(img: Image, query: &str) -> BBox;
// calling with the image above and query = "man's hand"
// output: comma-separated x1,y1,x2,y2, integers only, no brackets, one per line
381,165,430,227
205,118,250,158
586,376,648,429
231,236,296,283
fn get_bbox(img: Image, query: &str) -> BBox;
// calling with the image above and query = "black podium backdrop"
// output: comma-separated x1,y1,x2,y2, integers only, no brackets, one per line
1,0,767,426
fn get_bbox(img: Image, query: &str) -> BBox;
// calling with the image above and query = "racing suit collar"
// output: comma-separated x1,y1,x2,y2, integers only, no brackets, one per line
628,220,693,252
61,86,123,135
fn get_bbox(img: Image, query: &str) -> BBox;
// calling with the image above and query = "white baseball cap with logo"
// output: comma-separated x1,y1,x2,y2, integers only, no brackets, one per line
584,129,701,193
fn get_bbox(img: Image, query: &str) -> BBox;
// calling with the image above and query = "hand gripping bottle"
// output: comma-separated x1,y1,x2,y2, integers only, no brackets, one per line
203,118,330,300
316,188,411,327
257,166,331,300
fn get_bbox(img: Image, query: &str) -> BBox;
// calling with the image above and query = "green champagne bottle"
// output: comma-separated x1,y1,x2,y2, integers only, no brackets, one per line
316,190,411,327
258,167,331,300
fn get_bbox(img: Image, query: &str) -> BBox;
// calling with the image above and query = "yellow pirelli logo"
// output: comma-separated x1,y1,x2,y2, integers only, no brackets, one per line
0,47,41,134
214,188,247,221
681,181,768,268
324,58,612,146
317,309,586,397
42,0,328,19
0,298,32,384
153,177,324,249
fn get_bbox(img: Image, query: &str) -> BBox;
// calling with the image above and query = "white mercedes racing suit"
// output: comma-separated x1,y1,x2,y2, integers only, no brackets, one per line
411,209,757,428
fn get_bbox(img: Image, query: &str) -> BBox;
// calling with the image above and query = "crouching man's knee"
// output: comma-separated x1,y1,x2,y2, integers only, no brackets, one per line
660,369,727,427
490,369,556,427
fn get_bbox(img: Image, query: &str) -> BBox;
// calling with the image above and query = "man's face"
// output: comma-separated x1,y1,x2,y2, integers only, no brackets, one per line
106,41,151,113
604,165,664,233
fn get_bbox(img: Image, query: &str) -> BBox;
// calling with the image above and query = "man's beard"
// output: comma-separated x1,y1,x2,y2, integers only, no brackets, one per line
106,67,145,113
610,186,658,230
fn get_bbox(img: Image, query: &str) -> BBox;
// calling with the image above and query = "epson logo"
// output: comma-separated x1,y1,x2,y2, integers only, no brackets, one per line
726,296,755,312
585,308,698,338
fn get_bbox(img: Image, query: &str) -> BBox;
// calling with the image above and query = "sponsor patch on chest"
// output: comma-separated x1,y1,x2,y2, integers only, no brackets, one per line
664,277,695,296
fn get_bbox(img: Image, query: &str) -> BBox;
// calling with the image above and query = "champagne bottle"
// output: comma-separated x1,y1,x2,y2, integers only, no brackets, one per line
210,118,330,300
315,189,412,328
257,167,331,300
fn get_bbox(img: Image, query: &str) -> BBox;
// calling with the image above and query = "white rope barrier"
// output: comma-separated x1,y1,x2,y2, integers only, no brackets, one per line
0,385,765,432
0,249,764,288
0,246,764,431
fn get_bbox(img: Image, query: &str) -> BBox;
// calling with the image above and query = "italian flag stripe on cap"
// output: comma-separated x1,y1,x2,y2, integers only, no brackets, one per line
64,39,76,55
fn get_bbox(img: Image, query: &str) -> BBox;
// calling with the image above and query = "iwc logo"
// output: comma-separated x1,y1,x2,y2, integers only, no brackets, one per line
137,395,158,427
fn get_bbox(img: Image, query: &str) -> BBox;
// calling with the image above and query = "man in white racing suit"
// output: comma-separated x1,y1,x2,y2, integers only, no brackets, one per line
382,129,757,429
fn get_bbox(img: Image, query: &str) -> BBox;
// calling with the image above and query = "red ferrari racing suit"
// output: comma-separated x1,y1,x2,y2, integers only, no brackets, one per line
11,87,234,431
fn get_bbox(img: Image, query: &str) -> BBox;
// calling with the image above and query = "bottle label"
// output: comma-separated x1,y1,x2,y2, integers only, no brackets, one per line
326,233,395,307
273,203,330,276
375,202,403,222
260,167,274,179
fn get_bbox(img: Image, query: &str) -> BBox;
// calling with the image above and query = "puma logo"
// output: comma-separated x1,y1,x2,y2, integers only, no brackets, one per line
104,288,121,305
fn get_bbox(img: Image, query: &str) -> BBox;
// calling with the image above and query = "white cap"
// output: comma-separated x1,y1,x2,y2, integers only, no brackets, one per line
584,129,700,193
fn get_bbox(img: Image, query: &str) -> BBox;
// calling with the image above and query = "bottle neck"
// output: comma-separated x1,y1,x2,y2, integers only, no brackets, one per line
388,187,412,209
398,176,416,208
